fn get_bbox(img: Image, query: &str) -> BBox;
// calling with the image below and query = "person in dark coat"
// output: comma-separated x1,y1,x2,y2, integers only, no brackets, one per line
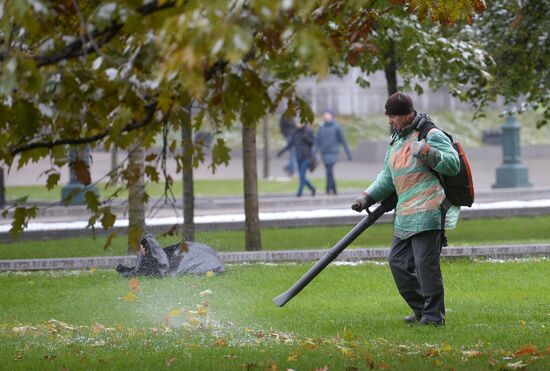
315,110,352,195
277,118,316,197
279,115,297,176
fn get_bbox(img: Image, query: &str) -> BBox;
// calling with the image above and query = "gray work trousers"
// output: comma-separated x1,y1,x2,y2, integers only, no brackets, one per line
388,229,445,322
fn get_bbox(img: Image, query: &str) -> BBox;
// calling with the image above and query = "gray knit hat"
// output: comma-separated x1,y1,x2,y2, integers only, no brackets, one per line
385,92,414,115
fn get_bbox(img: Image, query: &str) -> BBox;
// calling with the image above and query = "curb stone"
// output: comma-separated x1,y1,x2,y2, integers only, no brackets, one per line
0,244,548,271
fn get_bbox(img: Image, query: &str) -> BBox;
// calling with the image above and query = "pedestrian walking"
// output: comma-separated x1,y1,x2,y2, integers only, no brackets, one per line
279,115,297,176
351,92,460,326
277,118,316,197
315,110,352,195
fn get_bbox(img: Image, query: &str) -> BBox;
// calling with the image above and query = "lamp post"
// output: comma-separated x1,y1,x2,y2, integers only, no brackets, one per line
492,103,532,188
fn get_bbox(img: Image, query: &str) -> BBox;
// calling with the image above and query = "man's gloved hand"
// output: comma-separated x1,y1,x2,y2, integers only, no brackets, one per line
351,194,376,212
411,140,441,168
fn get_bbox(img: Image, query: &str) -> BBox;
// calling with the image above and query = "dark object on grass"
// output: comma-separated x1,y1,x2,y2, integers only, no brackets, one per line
272,193,398,307
116,234,224,277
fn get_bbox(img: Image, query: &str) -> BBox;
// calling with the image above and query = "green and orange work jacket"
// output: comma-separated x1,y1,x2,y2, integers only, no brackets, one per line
365,113,461,239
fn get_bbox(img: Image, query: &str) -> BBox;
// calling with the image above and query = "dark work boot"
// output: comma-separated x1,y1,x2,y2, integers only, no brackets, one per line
417,318,445,327
404,314,421,324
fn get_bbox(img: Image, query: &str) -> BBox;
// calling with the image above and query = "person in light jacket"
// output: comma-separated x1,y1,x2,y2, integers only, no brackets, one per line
315,110,352,195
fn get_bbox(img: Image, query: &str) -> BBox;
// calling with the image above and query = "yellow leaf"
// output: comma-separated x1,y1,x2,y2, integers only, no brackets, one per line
441,343,453,353
206,271,215,278
519,320,526,326
339,347,356,359
167,309,184,318
121,292,138,302
196,303,208,316
187,318,201,327
287,352,300,361
89,267,97,273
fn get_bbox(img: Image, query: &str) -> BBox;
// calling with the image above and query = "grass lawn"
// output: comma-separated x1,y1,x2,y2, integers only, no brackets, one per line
5,178,370,202
1,216,549,260
0,259,549,370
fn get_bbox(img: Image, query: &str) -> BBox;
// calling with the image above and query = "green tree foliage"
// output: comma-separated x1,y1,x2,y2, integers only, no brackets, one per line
0,0,485,238
460,0,549,126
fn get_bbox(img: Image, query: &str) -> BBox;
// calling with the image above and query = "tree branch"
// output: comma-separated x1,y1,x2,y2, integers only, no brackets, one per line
10,104,157,156
1,1,178,66
8,55,229,157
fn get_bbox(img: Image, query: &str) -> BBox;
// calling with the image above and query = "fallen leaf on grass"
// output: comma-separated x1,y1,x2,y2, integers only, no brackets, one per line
377,363,390,369
440,343,453,353
89,267,97,273
287,352,300,361
45,319,76,331
214,338,228,347
91,323,114,334
339,346,356,359
424,348,439,357
187,318,202,327
515,344,540,357
128,277,140,291
14,351,23,361
43,354,57,361
519,320,526,326
12,326,37,334
199,289,213,296
121,292,138,302
206,271,216,278
166,357,177,368
91,340,106,347
505,360,529,369
302,341,317,350
462,350,483,360
166,309,184,318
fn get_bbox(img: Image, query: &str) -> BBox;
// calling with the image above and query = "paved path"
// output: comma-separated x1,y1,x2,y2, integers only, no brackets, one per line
5,148,550,190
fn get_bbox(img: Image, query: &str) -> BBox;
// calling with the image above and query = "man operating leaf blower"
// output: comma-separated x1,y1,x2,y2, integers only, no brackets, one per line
351,92,460,326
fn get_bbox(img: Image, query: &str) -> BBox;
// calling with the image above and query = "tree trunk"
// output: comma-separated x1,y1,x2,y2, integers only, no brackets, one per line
110,146,118,185
181,108,195,242
242,123,262,250
0,168,5,209
262,115,270,179
384,38,398,96
127,140,145,253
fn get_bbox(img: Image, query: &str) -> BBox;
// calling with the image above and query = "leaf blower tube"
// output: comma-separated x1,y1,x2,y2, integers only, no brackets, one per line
272,193,398,307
